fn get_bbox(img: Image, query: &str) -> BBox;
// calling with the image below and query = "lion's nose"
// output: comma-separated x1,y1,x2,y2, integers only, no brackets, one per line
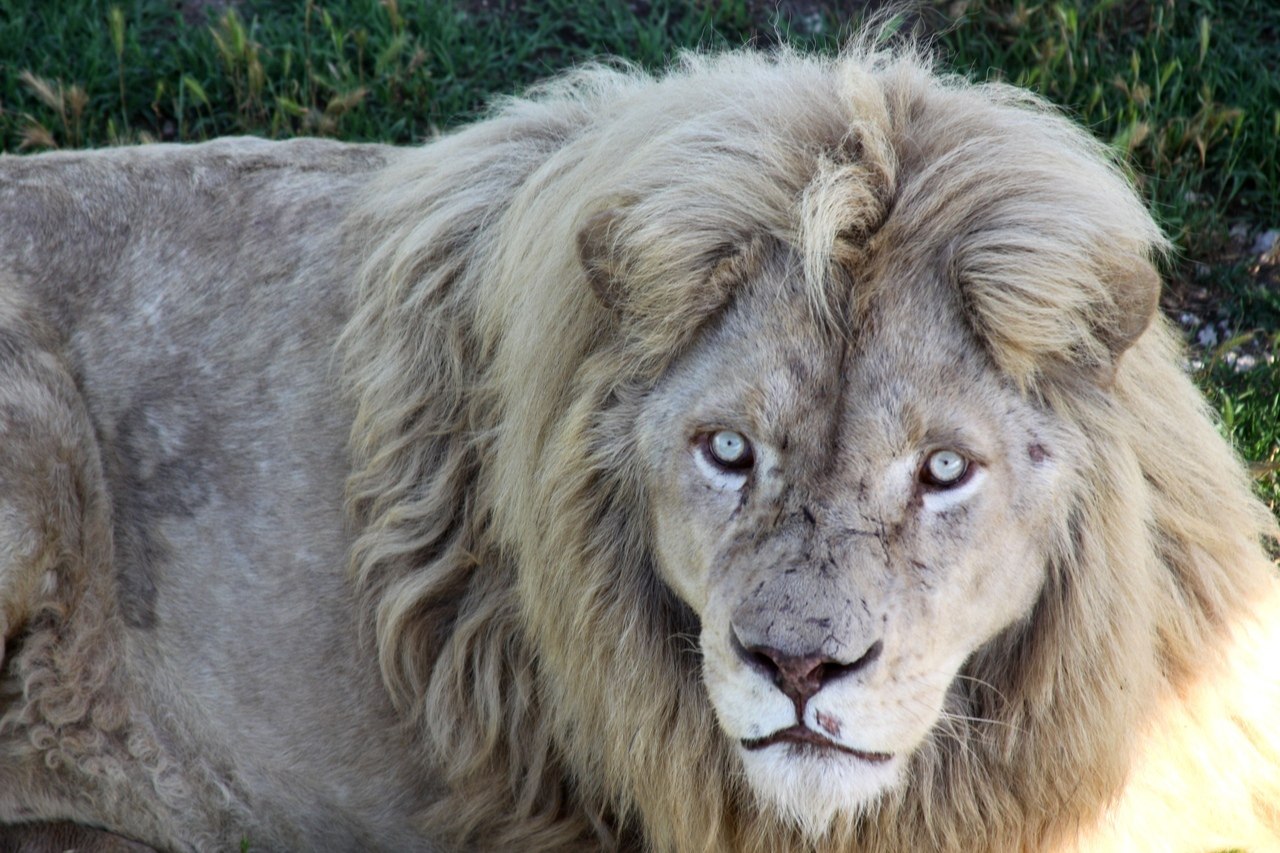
732,633,883,712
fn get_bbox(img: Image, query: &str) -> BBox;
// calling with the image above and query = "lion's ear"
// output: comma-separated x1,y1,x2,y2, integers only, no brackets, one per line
577,209,627,312
963,250,1163,389
1094,258,1161,383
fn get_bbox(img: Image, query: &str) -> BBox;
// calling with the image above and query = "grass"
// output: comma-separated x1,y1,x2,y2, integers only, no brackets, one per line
0,0,788,146
933,0,1280,510
1,0,1276,510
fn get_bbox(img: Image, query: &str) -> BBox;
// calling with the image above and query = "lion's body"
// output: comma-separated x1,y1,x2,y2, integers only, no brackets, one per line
0,139,441,850
0,48,1277,852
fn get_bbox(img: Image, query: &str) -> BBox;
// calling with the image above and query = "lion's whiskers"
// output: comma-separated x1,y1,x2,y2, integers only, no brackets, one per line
952,672,1012,705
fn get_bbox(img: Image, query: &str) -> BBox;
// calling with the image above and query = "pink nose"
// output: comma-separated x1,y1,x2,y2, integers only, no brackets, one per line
732,633,883,712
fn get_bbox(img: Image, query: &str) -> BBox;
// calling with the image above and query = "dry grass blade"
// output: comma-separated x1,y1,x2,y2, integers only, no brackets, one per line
1250,459,1280,481
19,122,57,150
18,71,63,112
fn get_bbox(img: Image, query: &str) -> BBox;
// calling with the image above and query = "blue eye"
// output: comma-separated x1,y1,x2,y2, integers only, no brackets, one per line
922,449,968,487
707,430,753,470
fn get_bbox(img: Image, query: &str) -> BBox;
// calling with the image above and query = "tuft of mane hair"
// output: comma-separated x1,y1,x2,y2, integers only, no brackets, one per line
340,43,1280,852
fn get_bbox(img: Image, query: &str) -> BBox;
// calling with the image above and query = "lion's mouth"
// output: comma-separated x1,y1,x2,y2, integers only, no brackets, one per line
741,725,893,763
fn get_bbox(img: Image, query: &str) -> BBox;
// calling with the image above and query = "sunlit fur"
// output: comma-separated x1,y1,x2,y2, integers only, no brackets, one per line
340,43,1280,851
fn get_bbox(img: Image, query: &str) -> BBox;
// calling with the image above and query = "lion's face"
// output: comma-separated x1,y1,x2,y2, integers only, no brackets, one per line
635,251,1082,834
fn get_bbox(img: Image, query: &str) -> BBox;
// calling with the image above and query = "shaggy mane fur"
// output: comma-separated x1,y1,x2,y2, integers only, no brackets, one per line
340,46,1280,850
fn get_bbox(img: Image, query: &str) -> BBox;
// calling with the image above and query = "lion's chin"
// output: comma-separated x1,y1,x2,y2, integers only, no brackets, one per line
738,740,905,840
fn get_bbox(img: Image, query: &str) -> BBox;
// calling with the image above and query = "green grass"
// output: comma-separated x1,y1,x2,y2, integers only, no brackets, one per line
0,0,800,146
1,0,1275,510
940,0,1279,257
1201,341,1280,515
934,0,1280,510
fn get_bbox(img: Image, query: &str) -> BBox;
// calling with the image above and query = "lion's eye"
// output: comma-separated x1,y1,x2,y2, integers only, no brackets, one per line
921,449,968,487
708,430,753,470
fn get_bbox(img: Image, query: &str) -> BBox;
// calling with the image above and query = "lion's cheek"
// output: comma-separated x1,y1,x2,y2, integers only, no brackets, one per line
700,620,796,739
941,537,1048,647
647,508,717,613
908,499,1051,653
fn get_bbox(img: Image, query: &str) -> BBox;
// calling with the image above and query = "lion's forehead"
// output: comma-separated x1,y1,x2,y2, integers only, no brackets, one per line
698,269,1009,464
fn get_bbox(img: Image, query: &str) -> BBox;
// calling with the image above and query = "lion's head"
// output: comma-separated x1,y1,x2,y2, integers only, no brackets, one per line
627,251,1084,832
341,45,1278,851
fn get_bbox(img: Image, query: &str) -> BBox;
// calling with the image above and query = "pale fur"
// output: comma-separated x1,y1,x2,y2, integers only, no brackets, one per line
341,45,1280,851
0,42,1276,852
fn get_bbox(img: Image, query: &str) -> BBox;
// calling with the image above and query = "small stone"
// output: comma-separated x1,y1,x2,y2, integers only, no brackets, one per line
1251,229,1279,257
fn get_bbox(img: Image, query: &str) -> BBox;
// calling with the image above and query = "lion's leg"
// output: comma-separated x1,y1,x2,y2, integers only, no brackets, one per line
0,318,116,670
0,300,132,834
0,333,110,650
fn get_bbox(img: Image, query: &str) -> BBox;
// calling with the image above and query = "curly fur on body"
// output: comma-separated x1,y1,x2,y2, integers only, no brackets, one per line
341,46,1280,851
1,42,1277,852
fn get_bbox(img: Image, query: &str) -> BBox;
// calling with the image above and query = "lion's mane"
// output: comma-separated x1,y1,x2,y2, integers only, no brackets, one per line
340,46,1280,851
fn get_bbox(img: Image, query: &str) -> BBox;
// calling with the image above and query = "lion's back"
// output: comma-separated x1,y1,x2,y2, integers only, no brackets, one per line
0,138,442,849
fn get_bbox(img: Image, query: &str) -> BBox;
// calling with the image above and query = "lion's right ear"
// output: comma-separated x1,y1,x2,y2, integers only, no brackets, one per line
577,209,628,312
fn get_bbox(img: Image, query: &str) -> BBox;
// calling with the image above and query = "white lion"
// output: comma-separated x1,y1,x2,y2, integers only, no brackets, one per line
0,44,1277,852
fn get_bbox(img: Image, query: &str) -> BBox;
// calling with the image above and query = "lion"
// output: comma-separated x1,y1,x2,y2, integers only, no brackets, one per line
1,42,1278,852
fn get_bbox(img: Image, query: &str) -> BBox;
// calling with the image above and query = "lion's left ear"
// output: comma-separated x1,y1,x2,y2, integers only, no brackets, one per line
1094,258,1161,383
962,249,1163,389
577,208,627,312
